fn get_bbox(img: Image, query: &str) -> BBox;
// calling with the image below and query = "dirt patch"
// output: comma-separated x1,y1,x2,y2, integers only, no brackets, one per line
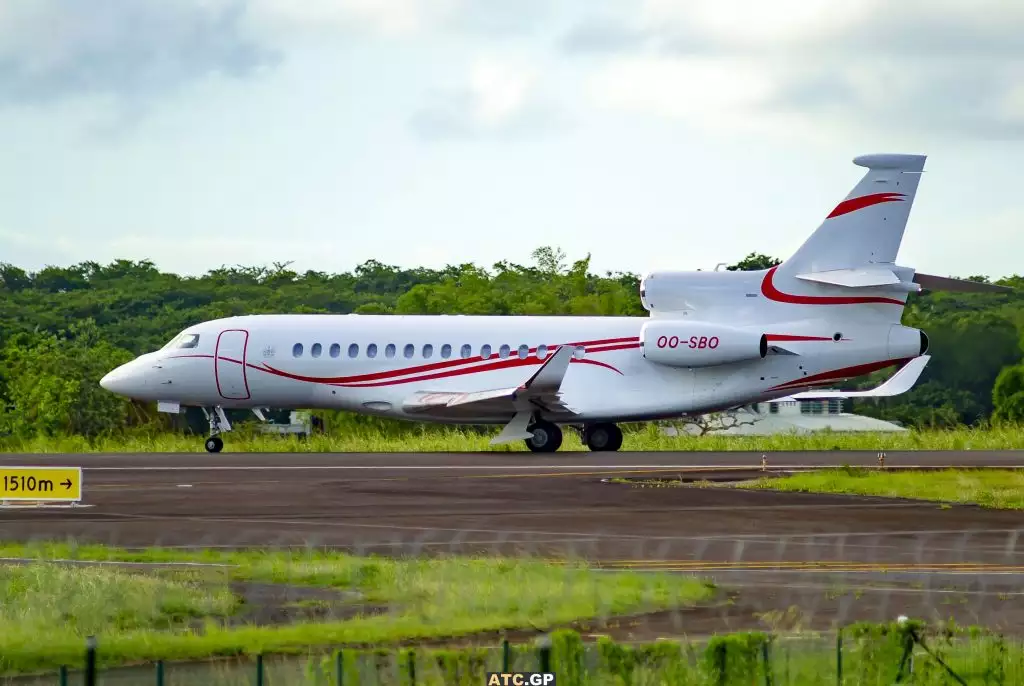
228,581,389,625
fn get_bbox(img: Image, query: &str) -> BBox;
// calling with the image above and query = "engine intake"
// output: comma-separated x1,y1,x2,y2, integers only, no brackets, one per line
640,320,768,368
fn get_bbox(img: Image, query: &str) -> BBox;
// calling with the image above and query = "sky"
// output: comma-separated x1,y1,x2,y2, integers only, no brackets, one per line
1,0,1022,280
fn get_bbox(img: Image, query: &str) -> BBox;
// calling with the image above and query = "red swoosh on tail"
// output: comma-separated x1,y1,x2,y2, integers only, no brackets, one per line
827,192,906,218
761,266,905,306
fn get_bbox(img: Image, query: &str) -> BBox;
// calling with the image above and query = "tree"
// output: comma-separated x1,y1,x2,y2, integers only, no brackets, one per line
0,320,137,438
993,365,1024,423
726,253,782,271
667,411,759,437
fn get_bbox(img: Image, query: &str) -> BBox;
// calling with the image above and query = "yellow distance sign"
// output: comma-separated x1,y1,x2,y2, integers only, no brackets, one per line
0,467,82,501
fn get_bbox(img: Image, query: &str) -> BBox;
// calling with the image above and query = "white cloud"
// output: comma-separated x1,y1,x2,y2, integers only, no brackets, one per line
578,0,1024,140
0,0,279,107
244,0,460,40
410,57,566,139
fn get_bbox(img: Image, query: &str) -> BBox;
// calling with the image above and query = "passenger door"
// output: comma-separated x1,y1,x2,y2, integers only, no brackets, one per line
215,329,250,400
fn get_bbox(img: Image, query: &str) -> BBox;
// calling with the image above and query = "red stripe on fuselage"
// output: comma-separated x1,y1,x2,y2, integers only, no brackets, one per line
761,266,906,307
827,192,905,219
771,357,912,390
258,337,638,384
765,334,835,342
172,337,639,386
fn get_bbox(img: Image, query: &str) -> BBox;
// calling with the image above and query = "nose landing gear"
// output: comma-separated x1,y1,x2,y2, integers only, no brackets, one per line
201,407,231,453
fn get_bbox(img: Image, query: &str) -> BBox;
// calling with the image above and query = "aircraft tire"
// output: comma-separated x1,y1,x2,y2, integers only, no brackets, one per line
525,421,562,452
205,436,224,453
585,423,623,452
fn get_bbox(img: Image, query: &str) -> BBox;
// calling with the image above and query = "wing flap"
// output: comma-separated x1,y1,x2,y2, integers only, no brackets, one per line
776,355,930,400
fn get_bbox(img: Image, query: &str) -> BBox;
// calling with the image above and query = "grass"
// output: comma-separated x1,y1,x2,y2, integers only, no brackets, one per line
736,468,1024,509
3,423,1023,452
0,563,239,636
0,543,715,675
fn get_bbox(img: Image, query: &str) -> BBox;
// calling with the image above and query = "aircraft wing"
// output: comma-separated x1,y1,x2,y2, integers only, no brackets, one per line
775,355,930,400
400,345,579,445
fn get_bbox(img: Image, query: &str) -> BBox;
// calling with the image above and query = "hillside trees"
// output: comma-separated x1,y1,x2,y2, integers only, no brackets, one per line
0,248,1022,437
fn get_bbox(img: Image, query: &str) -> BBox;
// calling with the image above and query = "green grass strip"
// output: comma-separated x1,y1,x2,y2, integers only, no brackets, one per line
737,468,1024,509
0,544,714,675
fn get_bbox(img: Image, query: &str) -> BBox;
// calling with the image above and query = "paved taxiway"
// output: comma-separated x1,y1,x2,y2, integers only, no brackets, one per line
2,450,1023,635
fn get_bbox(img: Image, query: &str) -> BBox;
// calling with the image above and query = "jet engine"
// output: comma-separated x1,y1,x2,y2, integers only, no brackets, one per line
639,270,744,313
888,324,929,359
640,320,768,368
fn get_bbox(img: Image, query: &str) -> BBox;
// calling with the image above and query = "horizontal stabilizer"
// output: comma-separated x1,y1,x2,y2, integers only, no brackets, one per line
776,355,930,400
913,272,1014,294
795,267,903,289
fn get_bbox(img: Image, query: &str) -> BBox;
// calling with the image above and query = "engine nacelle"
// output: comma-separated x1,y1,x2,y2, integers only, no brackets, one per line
640,320,768,368
639,269,750,313
888,324,929,359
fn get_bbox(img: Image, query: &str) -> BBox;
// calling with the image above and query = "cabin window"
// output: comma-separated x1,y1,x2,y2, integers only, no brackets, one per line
460,344,472,358
385,343,396,359
537,344,548,360
441,343,452,359
518,344,529,358
329,343,341,358
311,343,322,358
348,343,359,358
423,344,433,359
498,344,510,359
292,343,303,358
404,344,415,359
573,346,585,359
367,343,378,359
481,344,492,359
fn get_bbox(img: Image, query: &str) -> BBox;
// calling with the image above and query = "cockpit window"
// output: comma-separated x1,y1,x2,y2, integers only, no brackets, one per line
163,333,201,350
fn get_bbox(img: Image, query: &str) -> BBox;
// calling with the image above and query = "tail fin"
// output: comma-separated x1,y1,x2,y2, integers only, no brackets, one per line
780,153,926,275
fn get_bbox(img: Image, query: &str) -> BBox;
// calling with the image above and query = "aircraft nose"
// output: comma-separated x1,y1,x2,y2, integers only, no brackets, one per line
99,363,145,397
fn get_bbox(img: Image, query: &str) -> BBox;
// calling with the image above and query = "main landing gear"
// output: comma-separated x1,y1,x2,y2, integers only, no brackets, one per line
522,420,623,452
582,422,623,452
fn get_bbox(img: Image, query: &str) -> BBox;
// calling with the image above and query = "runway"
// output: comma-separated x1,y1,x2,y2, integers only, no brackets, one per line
1,450,1023,635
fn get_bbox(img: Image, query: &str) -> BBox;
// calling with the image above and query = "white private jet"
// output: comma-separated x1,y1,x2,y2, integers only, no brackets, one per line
100,153,1010,453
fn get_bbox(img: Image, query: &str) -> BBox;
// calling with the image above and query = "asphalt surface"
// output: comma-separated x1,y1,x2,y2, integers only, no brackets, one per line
2,450,1024,636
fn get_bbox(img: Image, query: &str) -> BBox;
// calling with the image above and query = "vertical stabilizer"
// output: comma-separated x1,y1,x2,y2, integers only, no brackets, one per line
779,154,926,276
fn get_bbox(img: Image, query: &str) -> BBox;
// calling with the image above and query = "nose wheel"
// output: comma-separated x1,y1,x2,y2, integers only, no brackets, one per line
201,406,231,453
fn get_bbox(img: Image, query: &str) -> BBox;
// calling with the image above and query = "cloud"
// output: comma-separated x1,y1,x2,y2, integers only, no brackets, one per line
0,0,548,119
410,58,567,140
571,0,1024,140
0,0,280,107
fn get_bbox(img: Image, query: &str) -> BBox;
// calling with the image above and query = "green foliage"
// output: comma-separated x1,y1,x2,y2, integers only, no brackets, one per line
0,320,138,438
1,249,1023,437
992,364,1024,423
725,252,782,271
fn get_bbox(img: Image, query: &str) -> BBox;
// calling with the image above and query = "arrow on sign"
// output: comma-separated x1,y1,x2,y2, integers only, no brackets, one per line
61,479,72,489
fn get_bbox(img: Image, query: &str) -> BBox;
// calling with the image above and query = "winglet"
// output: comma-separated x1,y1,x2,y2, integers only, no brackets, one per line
776,355,930,400
489,346,576,446
519,345,575,394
